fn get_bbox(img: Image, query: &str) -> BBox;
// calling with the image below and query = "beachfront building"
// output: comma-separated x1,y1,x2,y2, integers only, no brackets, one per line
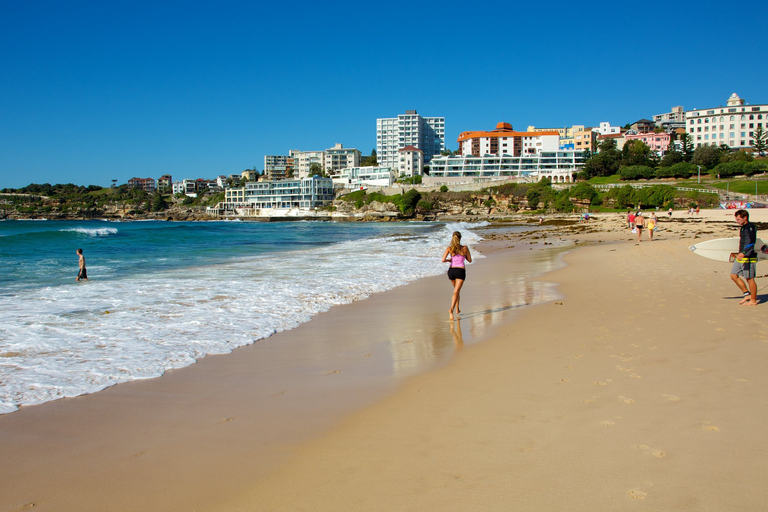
431,122,583,183
264,155,295,180
428,152,584,183
127,177,156,192
458,122,560,157
398,146,424,177
624,131,671,156
376,110,445,168
324,143,361,173
685,93,768,149
217,176,335,213
331,166,396,189
653,106,685,132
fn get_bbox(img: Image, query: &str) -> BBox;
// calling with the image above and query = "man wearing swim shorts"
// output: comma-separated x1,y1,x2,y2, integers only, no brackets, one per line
76,248,88,281
730,209,758,305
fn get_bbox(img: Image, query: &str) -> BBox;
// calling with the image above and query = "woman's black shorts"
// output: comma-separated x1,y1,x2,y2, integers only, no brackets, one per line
447,267,466,281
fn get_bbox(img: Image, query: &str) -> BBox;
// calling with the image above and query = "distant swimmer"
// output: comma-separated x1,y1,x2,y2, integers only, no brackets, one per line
442,231,472,321
76,248,88,281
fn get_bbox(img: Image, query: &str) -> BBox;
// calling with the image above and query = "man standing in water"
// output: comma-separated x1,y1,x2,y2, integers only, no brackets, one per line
730,210,758,305
76,248,88,281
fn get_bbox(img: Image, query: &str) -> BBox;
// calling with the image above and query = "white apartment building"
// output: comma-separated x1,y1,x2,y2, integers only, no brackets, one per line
324,143,361,173
376,110,445,168
654,106,685,131
458,122,560,156
428,152,584,183
592,122,621,136
218,176,335,212
685,93,768,149
398,146,424,177
332,166,396,189
289,150,325,178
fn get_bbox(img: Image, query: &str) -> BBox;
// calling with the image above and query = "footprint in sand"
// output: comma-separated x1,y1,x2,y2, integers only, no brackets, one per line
615,365,634,372
628,481,654,500
618,396,635,404
583,397,596,404
701,422,720,432
661,394,681,402
595,379,612,386
729,377,747,382
326,370,341,375
573,354,583,359
564,365,574,370
602,420,616,427
637,444,666,458
629,373,642,379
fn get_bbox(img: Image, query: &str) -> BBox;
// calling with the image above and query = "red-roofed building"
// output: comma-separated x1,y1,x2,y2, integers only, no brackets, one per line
457,122,560,157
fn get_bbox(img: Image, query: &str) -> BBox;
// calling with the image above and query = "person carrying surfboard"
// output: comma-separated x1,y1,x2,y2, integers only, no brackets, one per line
730,209,759,306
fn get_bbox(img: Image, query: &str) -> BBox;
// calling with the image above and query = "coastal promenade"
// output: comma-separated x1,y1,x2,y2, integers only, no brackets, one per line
2,209,768,510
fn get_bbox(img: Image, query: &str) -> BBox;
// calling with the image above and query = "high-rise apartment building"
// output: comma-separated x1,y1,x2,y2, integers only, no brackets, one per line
376,110,445,168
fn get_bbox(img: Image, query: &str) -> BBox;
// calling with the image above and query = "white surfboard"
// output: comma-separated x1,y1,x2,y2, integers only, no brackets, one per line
689,237,768,262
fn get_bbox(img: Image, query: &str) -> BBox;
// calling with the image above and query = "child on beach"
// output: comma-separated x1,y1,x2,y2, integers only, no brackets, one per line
442,231,472,321
76,248,88,281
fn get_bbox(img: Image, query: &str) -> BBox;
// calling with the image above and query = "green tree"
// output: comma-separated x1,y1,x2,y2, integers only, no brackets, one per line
692,145,722,169
680,133,694,162
753,125,768,156
309,163,324,177
660,149,684,168
621,140,653,167
582,142,622,178
151,193,167,212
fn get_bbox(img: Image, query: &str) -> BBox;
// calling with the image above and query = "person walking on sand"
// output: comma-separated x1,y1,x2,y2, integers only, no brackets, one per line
635,211,645,242
628,210,636,231
730,209,759,305
442,231,472,320
76,248,88,281
647,212,657,241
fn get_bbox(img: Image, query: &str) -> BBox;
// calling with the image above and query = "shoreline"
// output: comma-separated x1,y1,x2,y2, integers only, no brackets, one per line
3,209,768,510
0,223,567,511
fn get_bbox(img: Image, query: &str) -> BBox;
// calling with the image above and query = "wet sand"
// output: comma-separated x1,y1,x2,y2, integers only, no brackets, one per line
3,209,768,511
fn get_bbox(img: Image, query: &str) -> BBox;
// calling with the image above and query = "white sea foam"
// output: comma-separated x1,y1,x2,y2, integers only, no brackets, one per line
60,227,118,236
0,223,487,414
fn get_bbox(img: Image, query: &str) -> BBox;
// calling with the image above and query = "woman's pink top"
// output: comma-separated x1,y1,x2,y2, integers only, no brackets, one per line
450,252,466,268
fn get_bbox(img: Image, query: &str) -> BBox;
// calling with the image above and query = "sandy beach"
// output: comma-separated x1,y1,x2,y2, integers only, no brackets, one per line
3,209,768,511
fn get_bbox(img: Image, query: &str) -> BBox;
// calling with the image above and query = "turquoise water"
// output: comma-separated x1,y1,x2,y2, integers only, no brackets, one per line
0,219,486,413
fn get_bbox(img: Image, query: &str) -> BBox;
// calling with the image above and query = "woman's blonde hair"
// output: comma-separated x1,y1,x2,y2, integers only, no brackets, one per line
449,231,462,255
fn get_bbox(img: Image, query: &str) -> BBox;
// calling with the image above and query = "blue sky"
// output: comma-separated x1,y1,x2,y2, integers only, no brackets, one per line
1,0,767,189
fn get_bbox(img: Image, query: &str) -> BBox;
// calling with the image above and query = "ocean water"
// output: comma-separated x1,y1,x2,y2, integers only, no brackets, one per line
0,219,492,414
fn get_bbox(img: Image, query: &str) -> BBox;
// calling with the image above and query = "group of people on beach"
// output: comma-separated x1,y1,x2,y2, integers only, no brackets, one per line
627,209,658,242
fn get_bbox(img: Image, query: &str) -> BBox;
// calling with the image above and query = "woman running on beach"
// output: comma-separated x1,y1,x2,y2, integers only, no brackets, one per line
442,231,472,320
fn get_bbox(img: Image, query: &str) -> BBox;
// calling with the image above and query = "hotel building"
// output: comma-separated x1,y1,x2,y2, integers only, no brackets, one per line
376,110,445,168
653,106,685,132
527,124,596,151
685,93,768,149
